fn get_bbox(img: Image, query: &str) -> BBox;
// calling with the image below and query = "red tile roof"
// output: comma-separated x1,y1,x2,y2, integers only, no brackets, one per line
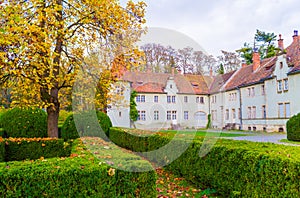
224,57,277,90
286,35,300,67
121,72,210,95
209,71,236,94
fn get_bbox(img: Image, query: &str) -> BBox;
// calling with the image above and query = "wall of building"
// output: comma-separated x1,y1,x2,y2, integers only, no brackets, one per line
134,93,209,130
107,81,131,128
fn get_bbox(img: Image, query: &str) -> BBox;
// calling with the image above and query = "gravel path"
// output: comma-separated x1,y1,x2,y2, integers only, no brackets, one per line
221,132,300,146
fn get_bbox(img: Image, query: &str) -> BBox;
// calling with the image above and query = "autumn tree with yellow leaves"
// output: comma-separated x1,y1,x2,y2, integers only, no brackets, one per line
0,0,146,137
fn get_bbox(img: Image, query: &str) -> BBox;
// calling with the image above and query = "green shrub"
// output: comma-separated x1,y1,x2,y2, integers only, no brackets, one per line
0,107,47,138
61,111,112,140
110,128,300,197
0,139,157,197
287,113,300,141
4,138,72,161
0,138,4,162
58,110,72,125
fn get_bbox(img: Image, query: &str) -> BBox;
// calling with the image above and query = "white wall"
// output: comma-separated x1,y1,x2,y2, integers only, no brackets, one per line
107,81,131,128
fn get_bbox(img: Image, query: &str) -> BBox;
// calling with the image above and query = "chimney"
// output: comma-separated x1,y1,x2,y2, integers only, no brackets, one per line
209,67,213,77
177,68,182,74
241,60,247,67
252,49,260,71
171,66,175,75
293,30,298,42
278,34,284,51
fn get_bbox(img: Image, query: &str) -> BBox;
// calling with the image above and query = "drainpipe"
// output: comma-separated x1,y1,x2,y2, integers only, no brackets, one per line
238,87,243,130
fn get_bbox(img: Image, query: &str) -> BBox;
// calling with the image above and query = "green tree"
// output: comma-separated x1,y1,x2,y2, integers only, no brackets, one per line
130,91,138,122
236,29,279,64
0,0,146,137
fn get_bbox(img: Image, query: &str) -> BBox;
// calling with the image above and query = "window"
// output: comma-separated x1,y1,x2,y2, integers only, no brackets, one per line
285,103,291,118
251,87,255,97
238,108,241,119
172,111,177,120
284,79,288,91
252,106,256,119
225,109,229,120
280,61,283,69
261,85,265,95
247,88,251,97
262,105,266,118
170,84,173,89
214,96,217,103
154,96,158,103
154,111,159,120
232,109,236,119
200,97,204,104
278,80,282,92
184,111,189,120
172,96,176,103
167,111,171,120
136,95,145,102
278,103,284,118
136,95,141,102
196,96,204,104
211,110,217,121
119,112,122,117
247,107,251,119
138,111,146,121
184,96,188,103
167,96,171,103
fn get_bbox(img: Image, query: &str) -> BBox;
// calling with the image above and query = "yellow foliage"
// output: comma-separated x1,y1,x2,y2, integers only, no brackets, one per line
0,0,146,136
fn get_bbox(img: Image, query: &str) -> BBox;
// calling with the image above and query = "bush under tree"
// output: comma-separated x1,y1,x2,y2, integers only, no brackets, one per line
61,111,112,140
0,108,47,138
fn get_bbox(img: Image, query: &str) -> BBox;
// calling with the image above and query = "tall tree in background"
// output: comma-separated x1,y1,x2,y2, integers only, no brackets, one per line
0,0,146,137
237,29,279,64
217,50,241,73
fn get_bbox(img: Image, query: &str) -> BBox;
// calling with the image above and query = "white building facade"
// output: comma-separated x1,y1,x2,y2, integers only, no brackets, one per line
108,31,300,132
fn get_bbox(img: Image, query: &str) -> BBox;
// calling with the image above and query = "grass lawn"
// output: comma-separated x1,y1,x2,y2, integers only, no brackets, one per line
81,137,219,197
159,130,251,138
279,139,300,145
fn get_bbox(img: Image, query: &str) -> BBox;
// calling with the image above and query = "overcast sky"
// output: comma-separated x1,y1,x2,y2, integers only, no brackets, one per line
120,0,300,57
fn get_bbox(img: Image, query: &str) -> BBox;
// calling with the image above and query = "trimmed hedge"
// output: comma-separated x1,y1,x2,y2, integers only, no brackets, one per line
287,113,300,141
109,127,300,197
0,107,47,138
0,138,4,162
3,138,72,162
0,139,157,197
61,111,112,140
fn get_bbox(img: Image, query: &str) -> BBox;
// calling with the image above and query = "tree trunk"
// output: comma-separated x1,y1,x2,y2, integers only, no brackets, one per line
47,87,60,138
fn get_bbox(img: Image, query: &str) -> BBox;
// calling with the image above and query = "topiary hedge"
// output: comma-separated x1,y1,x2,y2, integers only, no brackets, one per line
61,111,112,140
0,139,157,197
0,107,47,138
4,138,72,162
0,138,4,162
287,113,300,141
109,127,300,197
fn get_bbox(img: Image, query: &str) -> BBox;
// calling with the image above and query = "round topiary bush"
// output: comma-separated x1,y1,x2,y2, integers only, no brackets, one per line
0,107,47,138
287,113,300,141
61,111,112,140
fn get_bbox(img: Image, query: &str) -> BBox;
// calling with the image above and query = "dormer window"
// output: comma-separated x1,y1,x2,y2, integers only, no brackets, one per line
137,81,143,85
191,82,199,88
280,62,283,69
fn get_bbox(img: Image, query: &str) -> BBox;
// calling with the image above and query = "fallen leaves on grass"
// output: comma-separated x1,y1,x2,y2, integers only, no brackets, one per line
156,168,211,198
